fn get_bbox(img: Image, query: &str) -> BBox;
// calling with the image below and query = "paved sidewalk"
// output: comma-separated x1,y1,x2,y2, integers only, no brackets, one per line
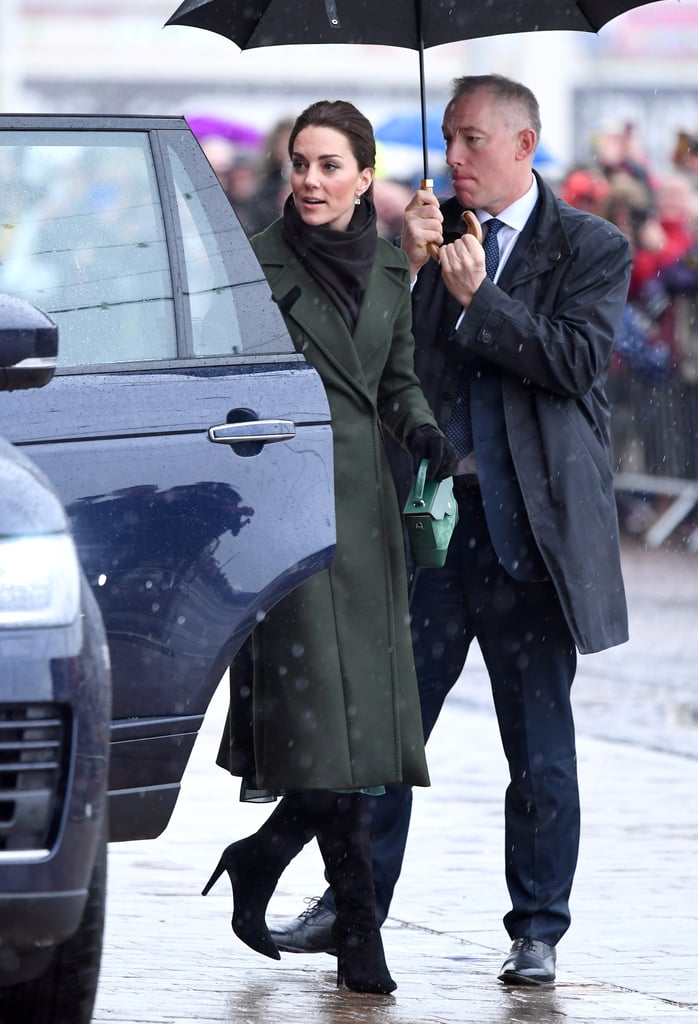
94,543,698,1023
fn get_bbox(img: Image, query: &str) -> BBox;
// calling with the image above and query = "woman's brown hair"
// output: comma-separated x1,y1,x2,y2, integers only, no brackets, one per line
288,100,376,201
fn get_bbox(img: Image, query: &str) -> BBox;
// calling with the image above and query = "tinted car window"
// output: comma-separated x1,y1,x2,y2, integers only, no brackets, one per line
168,146,243,356
0,127,298,369
0,132,176,366
159,131,297,360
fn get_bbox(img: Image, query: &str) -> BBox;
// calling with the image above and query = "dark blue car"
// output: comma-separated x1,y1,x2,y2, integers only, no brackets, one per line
0,116,335,1020
0,295,111,1023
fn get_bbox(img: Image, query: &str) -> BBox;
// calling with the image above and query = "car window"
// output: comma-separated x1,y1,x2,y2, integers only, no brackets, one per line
0,132,176,367
167,147,243,356
0,123,298,369
160,133,298,360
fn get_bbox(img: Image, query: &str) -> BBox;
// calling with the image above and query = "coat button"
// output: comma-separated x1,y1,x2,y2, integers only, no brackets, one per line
481,329,493,344
550,250,562,261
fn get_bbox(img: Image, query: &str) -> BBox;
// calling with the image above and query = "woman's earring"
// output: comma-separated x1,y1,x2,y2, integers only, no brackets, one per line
354,194,361,205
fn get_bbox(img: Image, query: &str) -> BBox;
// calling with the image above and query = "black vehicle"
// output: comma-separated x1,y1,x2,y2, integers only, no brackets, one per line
0,117,335,1020
0,295,111,1022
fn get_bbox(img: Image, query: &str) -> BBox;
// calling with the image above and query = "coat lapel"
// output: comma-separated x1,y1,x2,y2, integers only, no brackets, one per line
496,177,573,292
275,256,370,391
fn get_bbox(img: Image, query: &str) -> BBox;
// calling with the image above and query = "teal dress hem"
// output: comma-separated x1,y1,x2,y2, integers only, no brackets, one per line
238,776,386,804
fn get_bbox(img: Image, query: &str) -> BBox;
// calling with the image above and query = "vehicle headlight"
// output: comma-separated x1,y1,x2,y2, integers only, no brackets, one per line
0,533,81,628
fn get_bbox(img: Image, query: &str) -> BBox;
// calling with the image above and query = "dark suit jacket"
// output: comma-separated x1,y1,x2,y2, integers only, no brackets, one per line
408,172,632,655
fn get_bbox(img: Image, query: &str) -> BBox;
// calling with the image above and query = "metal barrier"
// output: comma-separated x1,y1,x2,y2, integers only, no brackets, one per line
609,369,698,549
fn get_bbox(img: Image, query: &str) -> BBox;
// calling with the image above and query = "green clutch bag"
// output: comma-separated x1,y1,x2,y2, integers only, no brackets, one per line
403,459,459,569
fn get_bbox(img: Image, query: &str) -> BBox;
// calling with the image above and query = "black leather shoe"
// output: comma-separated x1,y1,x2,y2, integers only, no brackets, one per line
268,898,336,954
498,937,556,986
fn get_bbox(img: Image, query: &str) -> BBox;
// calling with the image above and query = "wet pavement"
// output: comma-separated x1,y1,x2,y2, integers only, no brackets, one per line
93,540,698,1023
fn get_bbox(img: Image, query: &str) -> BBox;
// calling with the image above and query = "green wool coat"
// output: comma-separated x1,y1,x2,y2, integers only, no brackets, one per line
217,218,436,794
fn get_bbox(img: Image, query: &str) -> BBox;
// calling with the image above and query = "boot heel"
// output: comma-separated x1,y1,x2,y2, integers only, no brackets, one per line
201,859,225,896
336,958,344,989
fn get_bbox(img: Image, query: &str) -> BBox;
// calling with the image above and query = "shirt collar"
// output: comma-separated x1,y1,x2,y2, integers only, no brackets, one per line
476,175,539,233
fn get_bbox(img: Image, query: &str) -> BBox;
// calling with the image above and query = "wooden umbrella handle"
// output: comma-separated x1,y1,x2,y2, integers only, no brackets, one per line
420,178,442,261
420,180,483,260
461,210,483,243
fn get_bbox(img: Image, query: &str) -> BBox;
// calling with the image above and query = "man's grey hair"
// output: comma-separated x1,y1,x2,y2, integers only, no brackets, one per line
450,74,542,140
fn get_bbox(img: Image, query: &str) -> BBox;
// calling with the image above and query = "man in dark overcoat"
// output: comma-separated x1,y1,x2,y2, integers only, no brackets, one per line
270,74,632,986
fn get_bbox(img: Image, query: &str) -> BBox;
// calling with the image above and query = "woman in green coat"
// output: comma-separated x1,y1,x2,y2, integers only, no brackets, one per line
205,100,457,996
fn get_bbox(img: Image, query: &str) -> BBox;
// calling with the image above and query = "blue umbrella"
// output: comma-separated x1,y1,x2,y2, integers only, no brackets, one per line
376,109,445,155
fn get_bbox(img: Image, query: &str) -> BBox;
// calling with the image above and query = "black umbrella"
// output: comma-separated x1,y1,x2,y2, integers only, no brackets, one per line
165,0,664,182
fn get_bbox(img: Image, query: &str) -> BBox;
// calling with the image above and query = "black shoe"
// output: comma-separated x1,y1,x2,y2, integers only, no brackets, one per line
498,937,556,986
269,897,337,954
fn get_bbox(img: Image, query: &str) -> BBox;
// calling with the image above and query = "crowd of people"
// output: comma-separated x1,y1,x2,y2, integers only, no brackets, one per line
558,122,698,536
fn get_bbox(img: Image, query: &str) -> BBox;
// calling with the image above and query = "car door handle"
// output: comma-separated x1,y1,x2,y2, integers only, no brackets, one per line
208,420,297,445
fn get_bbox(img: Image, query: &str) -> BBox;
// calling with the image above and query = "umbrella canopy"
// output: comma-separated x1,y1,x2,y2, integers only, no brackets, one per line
166,0,666,179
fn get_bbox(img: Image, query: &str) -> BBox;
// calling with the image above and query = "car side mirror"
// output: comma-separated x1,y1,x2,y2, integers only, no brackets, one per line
0,294,58,391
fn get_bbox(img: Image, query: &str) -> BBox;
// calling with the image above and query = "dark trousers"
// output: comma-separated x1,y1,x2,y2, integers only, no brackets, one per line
323,489,579,946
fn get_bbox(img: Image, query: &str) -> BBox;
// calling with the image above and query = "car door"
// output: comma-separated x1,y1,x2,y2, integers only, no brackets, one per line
0,115,335,841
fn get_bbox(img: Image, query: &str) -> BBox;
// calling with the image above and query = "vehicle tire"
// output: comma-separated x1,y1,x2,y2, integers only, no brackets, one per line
0,814,107,1024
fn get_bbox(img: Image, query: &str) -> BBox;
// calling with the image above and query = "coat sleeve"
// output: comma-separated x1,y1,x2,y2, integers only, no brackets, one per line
453,216,632,399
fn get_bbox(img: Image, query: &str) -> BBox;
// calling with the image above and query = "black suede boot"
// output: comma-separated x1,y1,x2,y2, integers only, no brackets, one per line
314,793,396,995
202,793,315,959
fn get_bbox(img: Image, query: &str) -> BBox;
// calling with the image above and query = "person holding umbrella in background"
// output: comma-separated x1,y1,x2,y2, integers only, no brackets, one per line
271,73,633,988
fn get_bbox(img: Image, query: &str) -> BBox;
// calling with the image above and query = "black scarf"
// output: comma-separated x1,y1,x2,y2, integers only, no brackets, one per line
282,193,378,332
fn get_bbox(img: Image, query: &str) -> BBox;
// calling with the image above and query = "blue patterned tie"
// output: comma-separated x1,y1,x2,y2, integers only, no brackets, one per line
446,218,504,459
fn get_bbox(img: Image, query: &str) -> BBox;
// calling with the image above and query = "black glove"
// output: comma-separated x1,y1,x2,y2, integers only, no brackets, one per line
408,424,459,481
